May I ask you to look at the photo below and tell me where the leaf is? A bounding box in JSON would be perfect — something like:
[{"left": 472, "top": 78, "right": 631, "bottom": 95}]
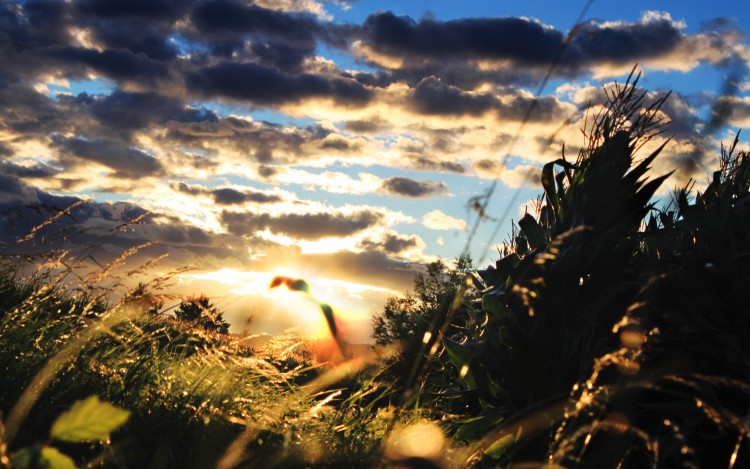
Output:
[
  {"left": 50, "top": 396, "right": 130, "bottom": 443},
  {"left": 518, "top": 214, "right": 546, "bottom": 250},
  {"left": 455, "top": 408, "right": 505, "bottom": 441},
  {"left": 495, "top": 253, "right": 520, "bottom": 280},
  {"left": 483, "top": 433, "right": 515, "bottom": 459},
  {"left": 442, "top": 337, "right": 477, "bottom": 388},
  {"left": 542, "top": 161, "right": 560, "bottom": 214},
  {"left": 482, "top": 294, "right": 511, "bottom": 322},
  {"left": 468, "top": 272, "right": 486, "bottom": 290},
  {"left": 11, "top": 446, "right": 76, "bottom": 469}
]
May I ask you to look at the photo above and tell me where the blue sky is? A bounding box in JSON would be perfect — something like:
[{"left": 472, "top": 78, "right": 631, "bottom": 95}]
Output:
[{"left": 1, "top": 0, "right": 748, "bottom": 342}]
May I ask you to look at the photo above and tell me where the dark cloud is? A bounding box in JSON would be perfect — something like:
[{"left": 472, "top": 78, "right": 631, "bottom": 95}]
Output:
[
  {"left": 380, "top": 176, "right": 449, "bottom": 198},
  {"left": 319, "top": 136, "right": 362, "bottom": 151},
  {"left": 411, "top": 77, "right": 497, "bottom": 116},
  {"left": 714, "top": 96, "right": 750, "bottom": 128},
  {"left": 562, "top": 18, "right": 683, "bottom": 68},
  {"left": 0, "top": 0, "right": 72, "bottom": 54},
  {"left": 220, "top": 209, "right": 385, "bottom": 239},
  {"left": 75, "top": 0, "right": 193, "bottom": 20},
  {"left": 88, "top": 91, "right": 187, "bottom": 134},
  {"left": 343, "top": 116, "right": 389, "bottom": 133},
  {"left": 187, "top": 0, "right": 331, "bottom": 61},
  {"left": 173, "top": 182, "right": 283, "bottom": 204},
  {"left": 187, "top": 62, "right": 373, "bottom": 106},
  {"left": 257, "top": 165, "right": 278, "bottom": 179},
  {"left": 350, "top": 63, "right": 537, "bottom": 90},
  {"left": 0, "top": 162, "right": 60, "bottom": 179},
  {"left": 357, "top": 11, "right": 712, "bottom": 82},
  {"left": 40, "top": 46, "right": 171, "bottom": 84},
  {"left": 0, "top": 83, "right": 66, "bottom": 135},
  {"left": 86, "top": 21, "right": 179, "bottom": 61},
  {"left": 0, "top": 174, "right": 39, "bottom": 204},
  {"left": 361, "top": 12, "right": 562, "bottom": 65},
  {"left": 474, "top": 159, "right": 499, "bottom": 173},
  {"left": 0, "top": 142, "right": 13, "bottom": 157},
  {"left": 54, "top": 137, "right": 164, "bottom": 179},
  {"left": 191, "top": 0, "right": 319, "bottom": 41},
  {"left": 358, "top": 233, "right": 421, "bottom": 254},
  {"left": 250, "top": 40, "right": 315, "bottom": 73},
  {"left": 0, "top": 177, "right": 256, "bottom": 271},
  {"left": 408, "top": 156, "right": 466, "bottom": 174}
]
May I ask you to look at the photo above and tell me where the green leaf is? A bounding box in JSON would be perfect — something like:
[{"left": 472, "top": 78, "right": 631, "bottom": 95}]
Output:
[
  {"left": 495, "top": 253, "right": 520, "bottom": 279},
  {"left": 518, "top": 214, "right": 546, "bottom": 250},
  {"left": 468, "top": 272, "right": 486, "bottom": 290},
  {"left": 11, "top": 446, "right": 76, "bottom": 469},
  {"left": 442, "top": 337, "right": 477, "bottom": 388},
  {"left": 50, "top": 396, "right": 130, "bottom": 443},
  {"left": 542, "top": 161, "right": 560, "bottom": 214},
  {"left": 483, "top": 433, "right": 515, "bottom": 459},
  {"left": 455, "top": 408, "right": 505, "bottom": 441},
  {"left": 482, "top": 294, "right": 511, "bottom": 322}
]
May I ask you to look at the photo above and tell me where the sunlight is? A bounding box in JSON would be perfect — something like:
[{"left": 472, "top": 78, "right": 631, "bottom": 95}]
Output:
[{"left": 181, "top": 267, "right": 393, "bottom": 342}]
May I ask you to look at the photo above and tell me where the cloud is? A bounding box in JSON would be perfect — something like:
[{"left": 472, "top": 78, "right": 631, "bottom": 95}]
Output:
[
  {"left": 220, "top": 208, "right": 387, "bottom": 240},
  {"left": 75, "top": 0, "right": 194, "bottom": 20},
  {"left": 379, "top": 176, "right": 449, "bottom": 198},
  {"left": 172, "top": 182, "right": 284, "bottom": 204},
  {"left": 473, "top": 160, "right": 540, "bottom": 187},
  {"left": 40, "top": 46, "right": 172, "bottom": 84},
  {"left": 358, "top": 231, "right": 425, "bottom": 255},
  {"left": 354, "top": 10, "right": 743, "bottom": 81},
  {"left": 54, "top": 137, "right": 165, "bottom": 180},
  {"left": 359, "top": 12, "right": 562, "bottom": 66},
  {"left": 422, "top": 210, "right": 467, "bottom": 231},
  {"left": 408, "top": 156, "right": 467, "bottom": 174},
  {"left": 411, "top": 77, "right": 498, "bottom": 116},
  {"left": 714, "top": 96, "right": 750, "bottom": 128},
  {"left": 87, "top": 91, "right": 200, "bottom": 136},
  {"left": 187, "top": 61, "right": 373, "bottom": 106}
]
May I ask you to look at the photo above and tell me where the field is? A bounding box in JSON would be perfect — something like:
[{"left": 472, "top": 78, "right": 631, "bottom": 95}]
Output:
[{"left": 2, "top": 75, "right": 750, "bottom": 469}]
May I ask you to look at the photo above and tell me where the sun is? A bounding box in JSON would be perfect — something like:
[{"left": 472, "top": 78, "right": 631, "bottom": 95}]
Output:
[{"left": 182, "top": 264, "right": 391, "bottom": 343}]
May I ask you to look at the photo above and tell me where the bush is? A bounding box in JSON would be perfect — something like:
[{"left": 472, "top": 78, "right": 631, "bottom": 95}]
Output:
[{"left": 174, "top": 295, "right": 230, "bottom": 334}]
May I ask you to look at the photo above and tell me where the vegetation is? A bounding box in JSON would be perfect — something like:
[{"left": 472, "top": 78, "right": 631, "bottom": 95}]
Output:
[
  {"left": 372, "top": 255, "right": 473, "bottom": 347},
  {"left": 174, "top": 295, "right": 231, "bottom": 334},
  {"left": 0, "top": 72, "right": 748, "bottom": 468}
]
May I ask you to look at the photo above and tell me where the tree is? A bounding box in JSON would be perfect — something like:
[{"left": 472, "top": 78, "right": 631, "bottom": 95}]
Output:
[
  {"left": 174, "top": 295, "right": 230, "bottom": 334},
  {"left": 371, "top": 254, "right": 474, "bottom": 346}
]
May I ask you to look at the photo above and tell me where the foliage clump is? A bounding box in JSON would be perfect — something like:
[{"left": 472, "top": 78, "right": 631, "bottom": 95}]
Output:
[{"left": 174, "top": 294, "right": 231, "bottom": 334}]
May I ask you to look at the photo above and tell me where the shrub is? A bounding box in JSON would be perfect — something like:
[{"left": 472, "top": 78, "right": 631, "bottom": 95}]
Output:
[{"left": 174, "top": 295, "right": 230, "bottom": 334}]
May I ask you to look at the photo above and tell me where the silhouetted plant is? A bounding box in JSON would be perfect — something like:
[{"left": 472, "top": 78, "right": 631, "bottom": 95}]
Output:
[
  {"left": 174, "top": 295, "right": 230, "bottom": 334},
  {"left": 432, "top": 71, "right": 750, "bottom": 468}
]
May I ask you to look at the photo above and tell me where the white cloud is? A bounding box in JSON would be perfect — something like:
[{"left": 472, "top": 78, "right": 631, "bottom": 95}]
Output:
[{"left": 422, "top": 210, "right": 467, "bottom": 231}]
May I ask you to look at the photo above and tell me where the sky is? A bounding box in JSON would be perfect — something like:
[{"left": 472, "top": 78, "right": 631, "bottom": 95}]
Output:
[{"left": 1, "top": 0, "right": 749, "bottom": 343}]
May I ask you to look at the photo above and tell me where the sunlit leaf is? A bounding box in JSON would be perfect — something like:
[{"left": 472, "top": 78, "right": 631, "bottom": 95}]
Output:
[
  {"left": 50, "top": 396, "right": 130, "bottom": 443},
  {"left": 11, "top": 446, "right": 76, "bottom": 469},
  {"left": 484, "top": 433, "right": 515, "bottom": 459}
]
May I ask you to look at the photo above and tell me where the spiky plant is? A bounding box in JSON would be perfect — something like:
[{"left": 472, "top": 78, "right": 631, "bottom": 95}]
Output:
[{"left": 437, "top": 71, "right": 750, "bottom": 466}]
